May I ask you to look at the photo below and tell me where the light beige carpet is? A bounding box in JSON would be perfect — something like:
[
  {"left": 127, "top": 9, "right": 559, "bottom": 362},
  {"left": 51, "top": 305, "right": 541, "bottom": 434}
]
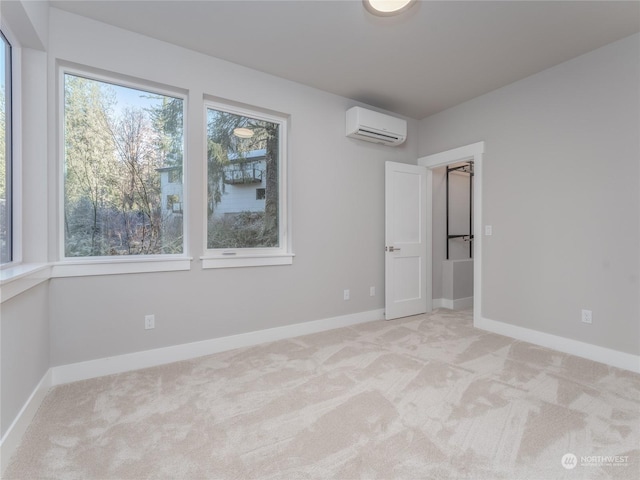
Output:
[{"left": 5, "top": 309, "right": 640, "bottom": 479}]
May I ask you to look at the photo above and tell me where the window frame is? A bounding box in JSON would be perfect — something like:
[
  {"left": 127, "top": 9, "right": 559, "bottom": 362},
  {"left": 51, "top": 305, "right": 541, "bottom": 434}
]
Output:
[
  {"left": 55, "top": 65, "right": 191, "bottom": 277},
  {"left": 201, "top": 99, "right": 293, "bottom": 269},
  {"left": 0, "top": 20, "right": 52, "bottom": 301}
]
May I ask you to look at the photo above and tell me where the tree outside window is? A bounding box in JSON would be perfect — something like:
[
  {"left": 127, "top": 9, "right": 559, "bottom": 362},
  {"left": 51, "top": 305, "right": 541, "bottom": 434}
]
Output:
[{"left": 63, "top": 73, "right": 184, "bottom": 257}]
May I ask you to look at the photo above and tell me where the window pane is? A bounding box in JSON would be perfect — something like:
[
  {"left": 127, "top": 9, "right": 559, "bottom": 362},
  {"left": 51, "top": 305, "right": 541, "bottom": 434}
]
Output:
[
  {"left": 64, "top": 74, "right": 184, "bottom": 257},
  {"left": 206, "top": 107, "right": 280, "bottom": 249},
  {"left": 0, "top": 32, "right": 11, "bottom": 264}
]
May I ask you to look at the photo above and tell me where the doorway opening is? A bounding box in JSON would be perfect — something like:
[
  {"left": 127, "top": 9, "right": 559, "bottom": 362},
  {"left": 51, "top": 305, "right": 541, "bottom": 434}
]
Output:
[
  {"left": 435, "top": 161, "right": 474, "bottom": 310},
  {"left": 418, "top": 142, "right": 484, "bottom": 322}
]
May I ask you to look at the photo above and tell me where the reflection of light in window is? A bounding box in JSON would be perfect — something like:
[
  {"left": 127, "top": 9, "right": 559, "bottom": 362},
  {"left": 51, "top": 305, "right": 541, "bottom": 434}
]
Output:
[{"left": 233, "top": 127, "right": 254, "bottom": 139}]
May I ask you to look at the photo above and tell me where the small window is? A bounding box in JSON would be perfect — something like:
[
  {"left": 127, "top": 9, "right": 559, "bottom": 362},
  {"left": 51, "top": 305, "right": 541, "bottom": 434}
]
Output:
[
  {"left": 205, "top": 101, "right": 288, "bottom": 255},
  {"left": 63, "top": 72, "right": 185, "bottom": 257},
  {"left": 168, "top": 169, "right": 182, "bottom": 184},
  {"left": 166, "top": 194, "right": 182, "bottom": 214},
  {"left": 0, "top": 31, "right": 11, "bottom": 264}
]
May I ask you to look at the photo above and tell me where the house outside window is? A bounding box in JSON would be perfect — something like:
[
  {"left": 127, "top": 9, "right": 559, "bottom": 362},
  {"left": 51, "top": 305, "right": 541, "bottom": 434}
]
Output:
[
  {"left": 159, "top": 166, "right": 183, "bottom": 215},
  {"left": 204, "top": 101, "right": 291, "bottom": 267},
  {"left": 0, "top": 30, "right": 11, "bottom": 264},
  {"left": 62, "top": 71, "right": 185, "bottom": 257}
]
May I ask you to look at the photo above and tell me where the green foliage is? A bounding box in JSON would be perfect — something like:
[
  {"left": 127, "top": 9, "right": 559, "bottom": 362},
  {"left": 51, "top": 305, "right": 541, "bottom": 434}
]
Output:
[
  {"left": 208, "top": 211, "right": 278, "bottom": 249},
  {"left": 207, "top": 139, "right": 229, "bottom": 215},
  {"left": 147, "top": 95, "right": 183, "bottom": 166}
]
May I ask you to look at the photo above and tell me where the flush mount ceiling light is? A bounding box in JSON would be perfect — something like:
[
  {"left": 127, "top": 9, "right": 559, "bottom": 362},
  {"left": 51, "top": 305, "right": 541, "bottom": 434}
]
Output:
[
  {"left": 233, "top": 127, "right": 254, "bottom": 139},
  {"left": 363, "top": 0, "right": 416, "bottom": 16}
]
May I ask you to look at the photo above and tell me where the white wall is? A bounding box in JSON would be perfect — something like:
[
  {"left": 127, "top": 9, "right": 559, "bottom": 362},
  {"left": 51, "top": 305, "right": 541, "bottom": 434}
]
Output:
[
  {"left": 442, "top": 259, "right": 473, "bottom": 302},
  {"left": 1, "top": 284, "right": 49, "bottom": 439},
  {"left": 419, "top": 34, "right": 640, "bottom": 355},
  {"left": 46, "top": 8, "right": 418, "bottom": 366}
]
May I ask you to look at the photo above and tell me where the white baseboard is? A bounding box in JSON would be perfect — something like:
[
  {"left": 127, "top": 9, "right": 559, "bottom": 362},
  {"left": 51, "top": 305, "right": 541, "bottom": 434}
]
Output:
[
  {"left": 0, "top": 369, "right": 53, "bottom": 476},
  {"left": 52, "top": 308, "right": 385, "bottom": 385},
  {"left": 433, "top": 297, "right": 473, "bottom": 310},
  {"left": 475, "top": 316, "right": 640, "bottom": 374}
]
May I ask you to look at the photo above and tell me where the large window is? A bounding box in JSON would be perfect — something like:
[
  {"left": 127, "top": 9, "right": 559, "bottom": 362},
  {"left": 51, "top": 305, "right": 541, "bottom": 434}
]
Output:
[
  {"left": 63, "top": 72, "right": 184, "bottom": 258},
  {"left": 0, "top": 31, "right": 11, "bottom": 264},
  {"left": 205, "top": 101, "right": 290, "bottom": 265}
]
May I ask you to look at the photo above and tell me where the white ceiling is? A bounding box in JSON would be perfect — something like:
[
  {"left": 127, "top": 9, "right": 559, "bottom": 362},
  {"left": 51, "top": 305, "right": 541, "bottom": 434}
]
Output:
[{"left": 50, "top": 0, "right": 640, "bottom": 119}]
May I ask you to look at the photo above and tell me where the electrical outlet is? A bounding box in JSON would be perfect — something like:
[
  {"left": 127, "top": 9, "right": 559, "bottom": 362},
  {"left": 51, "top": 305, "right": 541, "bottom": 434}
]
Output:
[
  {"left": 581, "top": 309, "right": 592, "bottom": 324},
  {"left": 370, "top": 286, "right": 376, "bottom": 297},
  {"left": 485, "top": 225, "right": 493, "bottom": 236},
  {"left": 343, "top": 289, "right": 350, "bottom": 301},
  {"left": 145, "top": 314, "right": 155, "bottom": 329}
]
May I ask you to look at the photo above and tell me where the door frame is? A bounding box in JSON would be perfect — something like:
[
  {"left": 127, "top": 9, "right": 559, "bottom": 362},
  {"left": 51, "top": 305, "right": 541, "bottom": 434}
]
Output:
[{"left": 418, "top": 141, "right": 484, "bottom": 323}]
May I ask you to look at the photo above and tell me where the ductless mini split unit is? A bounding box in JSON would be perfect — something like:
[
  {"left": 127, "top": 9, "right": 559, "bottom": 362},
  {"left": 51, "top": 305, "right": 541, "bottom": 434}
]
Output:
[{"left": 346, "top": 106, "right": 407, "bottom": 146}]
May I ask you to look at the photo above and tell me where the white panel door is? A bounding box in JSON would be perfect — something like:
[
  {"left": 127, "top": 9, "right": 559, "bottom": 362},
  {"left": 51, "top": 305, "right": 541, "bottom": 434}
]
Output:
[{"left": 385, "top": 161, "right": 429, "bottom": 320}]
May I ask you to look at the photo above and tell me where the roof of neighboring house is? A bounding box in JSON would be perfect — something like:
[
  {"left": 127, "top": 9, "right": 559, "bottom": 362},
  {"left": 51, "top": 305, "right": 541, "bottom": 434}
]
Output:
[
  {"left": 156, "top": 165, "right": 182, "bottom": 172},
  {"left": 228, "top": 149, "right": 266, "bottom": 162}
]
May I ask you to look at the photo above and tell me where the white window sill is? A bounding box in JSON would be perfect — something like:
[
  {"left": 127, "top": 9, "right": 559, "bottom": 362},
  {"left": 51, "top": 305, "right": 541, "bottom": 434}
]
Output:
[
  {"left": 51, "top": 256, "right": 193, "bottom": 278},
  {"left": 0, "top": 252, "right": 289, "bottom": 300},
  {"left": 201, "top": 253, "right": 294, "bottom": 269},
  {"left": 1, "top": 263, "right": 52, "bottom": 303}
]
